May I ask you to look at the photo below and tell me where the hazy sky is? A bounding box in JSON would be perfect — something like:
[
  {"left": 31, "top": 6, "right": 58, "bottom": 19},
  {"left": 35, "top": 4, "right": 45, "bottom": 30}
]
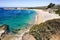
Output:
[{"left": 0, "top": 0, "right": 60, "bottom": 7}]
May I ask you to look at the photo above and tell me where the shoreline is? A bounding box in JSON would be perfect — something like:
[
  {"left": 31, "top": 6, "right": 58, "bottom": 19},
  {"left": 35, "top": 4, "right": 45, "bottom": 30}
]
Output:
[{"left": 2, "top": 9, "right": 60, "bottom": 40}]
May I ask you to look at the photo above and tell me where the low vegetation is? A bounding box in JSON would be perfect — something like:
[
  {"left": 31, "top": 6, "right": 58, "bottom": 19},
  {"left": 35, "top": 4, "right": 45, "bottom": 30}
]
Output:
[
  {"left": 29, "top": 19, "right": 60, "bottom": 40},
  {"left": 55, "top": 8, "right": 60, "bottom": 16}
]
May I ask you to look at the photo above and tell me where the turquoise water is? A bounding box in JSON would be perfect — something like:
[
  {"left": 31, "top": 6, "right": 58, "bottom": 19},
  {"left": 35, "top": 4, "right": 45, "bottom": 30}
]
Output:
[{"left": 0, "top": 10, "right": 36, "bottom": 32}]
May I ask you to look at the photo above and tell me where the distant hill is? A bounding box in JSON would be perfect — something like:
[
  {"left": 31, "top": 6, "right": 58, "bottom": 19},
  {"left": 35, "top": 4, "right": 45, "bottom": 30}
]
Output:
[
  {"left": 28, "top": 5, "right": 60, "bottom": 9},
  {"left": 0, "top": 5, "right": 60, "bottom": 10}
]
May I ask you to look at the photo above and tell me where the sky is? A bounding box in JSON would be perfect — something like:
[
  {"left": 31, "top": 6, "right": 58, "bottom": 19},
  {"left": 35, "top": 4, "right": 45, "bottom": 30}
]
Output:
[{"left": 0, "top": 0, "right": 60, "bottom": 7}]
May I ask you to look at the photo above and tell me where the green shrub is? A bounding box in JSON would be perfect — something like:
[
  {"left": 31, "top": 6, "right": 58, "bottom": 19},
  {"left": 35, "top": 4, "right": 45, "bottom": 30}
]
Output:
[
  {"left": 55, "top": 9, "right": 60, "bottom": 16},
  {"left": 47, "top": 3, "right": 55, "bottom": 8}
]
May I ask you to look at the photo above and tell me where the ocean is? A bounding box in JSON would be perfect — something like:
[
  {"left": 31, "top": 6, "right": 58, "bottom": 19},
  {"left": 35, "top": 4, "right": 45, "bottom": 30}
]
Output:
[{"left": 0, "top": 10, "right": 36, "bottom": 33}]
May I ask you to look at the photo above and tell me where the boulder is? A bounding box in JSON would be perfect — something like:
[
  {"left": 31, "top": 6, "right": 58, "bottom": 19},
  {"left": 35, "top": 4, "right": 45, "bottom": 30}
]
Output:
[{"left": 0, "top": 24, "right": 9, "bottom": 40}]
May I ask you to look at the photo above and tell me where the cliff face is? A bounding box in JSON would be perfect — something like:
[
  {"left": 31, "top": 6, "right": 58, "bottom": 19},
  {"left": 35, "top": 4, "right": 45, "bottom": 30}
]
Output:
[{"left": 29, "top": 19, "right": 60, "bottom": 40}]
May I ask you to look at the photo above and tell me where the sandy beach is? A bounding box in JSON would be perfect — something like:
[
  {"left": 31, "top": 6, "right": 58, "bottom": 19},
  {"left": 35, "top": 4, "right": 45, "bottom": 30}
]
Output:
[{"left": 34, "top": 9, "right": 60, "bottom": 24}]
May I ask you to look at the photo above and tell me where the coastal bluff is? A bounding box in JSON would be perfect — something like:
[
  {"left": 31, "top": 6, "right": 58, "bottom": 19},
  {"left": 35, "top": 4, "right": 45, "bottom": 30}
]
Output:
[{"left": 29, "top": 19, "right": 60, "bottom": 40}]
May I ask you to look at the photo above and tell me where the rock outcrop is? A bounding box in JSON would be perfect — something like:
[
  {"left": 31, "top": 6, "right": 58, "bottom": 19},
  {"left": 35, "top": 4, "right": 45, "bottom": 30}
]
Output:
[{"left": 0, "top": 24, "right": 9, "bottom": 40}]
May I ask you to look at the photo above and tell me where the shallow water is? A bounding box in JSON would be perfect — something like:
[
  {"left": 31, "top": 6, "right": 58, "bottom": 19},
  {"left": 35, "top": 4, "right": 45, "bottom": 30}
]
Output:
[{"left": 0, "top": 10, "right": 36, "bottom": 32}]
